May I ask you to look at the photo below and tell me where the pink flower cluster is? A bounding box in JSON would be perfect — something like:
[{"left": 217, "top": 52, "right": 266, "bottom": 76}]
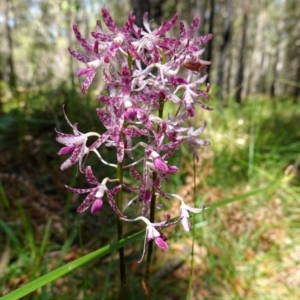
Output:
[{"left": 56, "top": 7, "right": 212, "bottom": 261}]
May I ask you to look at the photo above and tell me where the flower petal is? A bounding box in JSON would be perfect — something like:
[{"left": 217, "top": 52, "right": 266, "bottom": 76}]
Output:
[
  {"left": 154, "top": 237, "right": 168, "bottom": 250},
  {"left": 58, "top": 145, "right": 76, "bottom": 155},
  {"left": 181, "top": 217, "right": 190, "bottom": 232},
  {"left": 91, "top": 198, "right": 103, "bottom": 214},
  {"left": 77, "top": 191, "right": 97, "bottom": 213},
  {"left": 153, "top": 158, "right": 168, "bottom": 173}
]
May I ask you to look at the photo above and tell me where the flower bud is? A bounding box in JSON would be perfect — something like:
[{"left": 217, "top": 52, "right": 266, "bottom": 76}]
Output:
[
  {"left": 124, "top": 108, "right": 137, "bottom": 121},
  {"left": 91, "top": 198, "right": 103, "bottom": 214}
]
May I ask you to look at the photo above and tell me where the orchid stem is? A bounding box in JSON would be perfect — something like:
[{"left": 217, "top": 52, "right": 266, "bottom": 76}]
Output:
[
  {"left": 144, "top": 172, "right": 157, "bottom": 298},
  {"left": 144, "top": 98, "right": 164, "bottom": 298},
  {"left": 187, "top": 158, "right": 197, "bottom": 300},
  {"left": 116, "top": 162, "right": 126, "bottom": 299},
  {"left": 115, "top": 55, "right": 133, "bottom": 299}
]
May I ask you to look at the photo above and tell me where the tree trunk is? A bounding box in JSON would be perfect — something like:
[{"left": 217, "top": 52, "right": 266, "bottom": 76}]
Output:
[
  {"left": 4, "top": 0, "right": 17, "bottom": 89},
  {"left": 225, "top": 41, "right": 232, "bottom": 100},
  {"left": 130, "top": 0, "right": 151, "bottom": 27},
  {"left": 234, "top": 0, "right": 249, "bottom": 104},
  {"left": 293, "top": 54, "right": 300, "bottom": 103},
  {"left": 206, "top": 0, "right": 214, "bottom": 83},
  {"left": 270, "top": 46, "right": 280, "bottom": 98},
  {"left": 216, "top": 0, "right": 232, "bottom": 102},
  {"left": 130, "top": 0, "right": 166, "bottom": 27},
  {"left": 67, "top": 0, "right": 75, "bottom": 92}
]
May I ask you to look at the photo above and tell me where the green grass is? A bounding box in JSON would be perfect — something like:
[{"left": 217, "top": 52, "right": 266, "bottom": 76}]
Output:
[
  {"left": 186, "top": 97, "right": 300, "bottom": 299},
  {"left": 0, "top": 92, "right": 299, "bottom": 299}
]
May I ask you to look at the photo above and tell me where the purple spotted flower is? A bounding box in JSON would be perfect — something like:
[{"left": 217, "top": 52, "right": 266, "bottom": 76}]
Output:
[
  {"left": 121, "top": 213, "right": 179, "bottom": 263},
  {"left": 168, "top": 193, "right": 207, "bottom": 231},
  {"left": 91, "top": 7, "right": 138, "bottom": 62},
  {"left": 65, "top": 166, "right": 125, "bottom": 217},
  {"left": 179, "top": 15, "right": 213, "bottom": 70},
  {"left": 58, "top": 7, "right": 213, "bottom": 262},
  {"left": 178, "top": 122, "right": 210, "bottom": 162},
  {"left": 68, "top": 24, "right": 100, "bottom": 94},
  {"left": 56, "top": 106, "right": 102, "bottom": 171},
  {"left": 133, "top": 12, "right": 180, "bottom": 63}
]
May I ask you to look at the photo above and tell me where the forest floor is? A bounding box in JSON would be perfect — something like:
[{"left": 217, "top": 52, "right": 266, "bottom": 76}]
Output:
[{"left": 0, "top": 91, "right": 299, "bottom": 300}]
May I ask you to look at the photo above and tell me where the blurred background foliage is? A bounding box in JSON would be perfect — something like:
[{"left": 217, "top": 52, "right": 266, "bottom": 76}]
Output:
[{"left": 0, "top": 0, "right": 299, "bottom": 299}]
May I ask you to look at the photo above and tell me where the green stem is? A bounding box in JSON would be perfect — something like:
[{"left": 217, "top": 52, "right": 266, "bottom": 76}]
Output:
[
  {"left": 144, "top": 99, "right": 164, "bottom": 298},
  {"left": 116, "top": 162, "right": 126, "bottom": 299},
  {"left": 144, "top": 173, "right": 157, "bottom": 298},
  {"left": 115, "top": 54, "right": 132, "bottom": 299},
  {"left": 187, "top": 159, "right": 197, "bottom": 300}
]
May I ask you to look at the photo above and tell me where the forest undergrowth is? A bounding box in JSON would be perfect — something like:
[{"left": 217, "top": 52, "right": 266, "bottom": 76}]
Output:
[{"left": 0, "top": 90, "right": 299, "bottom": 300}]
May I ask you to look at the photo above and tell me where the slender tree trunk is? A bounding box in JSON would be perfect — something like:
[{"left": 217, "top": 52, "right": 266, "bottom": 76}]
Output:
[
  {"left": 130, "top": 0, "right": 151, "bottom": 27},
  {"left": 67, "top": 0, "right": 75, "bottom": 92},
  {"left": 206, "top": 0, "right": 214, "bottom": 83},
  {"left": 216, "top": 0, "right": 232, "bottom": 102},
  {"left": 293, "top": 55, "right": 300, "bottom": 103},
  {"left": 225, "top": 42, "right": 233, "bottom": 99},
  {"left": 197, "top": 0, "right": 208, "bottom": 37},
  {"left": 292, "top": 6, "right": 300, "bottom": 103},
  {"left": 270, "top": 46, "right": 280, "bottom": 98},
  {"left": 234, "top": 0, "right": 249, "bottom": 104},
  {"left": 130, "top": 0, "right": 166, "bottom": 27},
  {"left": 4, "top": 0, "right": 17, "bottom": 90}
]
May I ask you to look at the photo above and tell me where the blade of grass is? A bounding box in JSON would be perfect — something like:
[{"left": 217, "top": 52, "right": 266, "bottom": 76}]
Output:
[
  {"left": 237, "top": 159, "right": 299, "bottom": 203},
  {"left": 0, "top": 182, "right": 11, "bottom": 213},
  {"left": 40, "top": 263, "right": 49, "bottom": 300},
  {"left": 207, "top": 180, "right": 282, "bottom": 211},
  {"left": 32, "top": 218, "right": 52, "bottom": 277},
  {"left": 55, "top": 228, "right": 79, "bottom": 268},
  {"left": 1, "top": 230, "right": 144, "bottom": 300},
  {"left": 101, "top": 254, "right": 114, "bottom": 300},
  {"left": 64, "top": 169, "right": 77, "bottom": 240},
  {"left": 248, "top": 104, "right": 262, "bottom": 179},
  {"left": 38, "top": 218, "right": 52, "bottom": 259},
  {"left": 0, "top": 218, "right": 21, "bottom": 250},
  {"left": 17, "top": 202, "right": 36, "bottom": 259},
  {"left": 248, "top": 122, "right": 260, "bottom": 179}
]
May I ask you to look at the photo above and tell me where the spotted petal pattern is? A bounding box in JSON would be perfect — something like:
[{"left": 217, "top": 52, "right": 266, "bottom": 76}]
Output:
[{"left": 58, "top": 7, "right": 213, "bottom": 262}]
